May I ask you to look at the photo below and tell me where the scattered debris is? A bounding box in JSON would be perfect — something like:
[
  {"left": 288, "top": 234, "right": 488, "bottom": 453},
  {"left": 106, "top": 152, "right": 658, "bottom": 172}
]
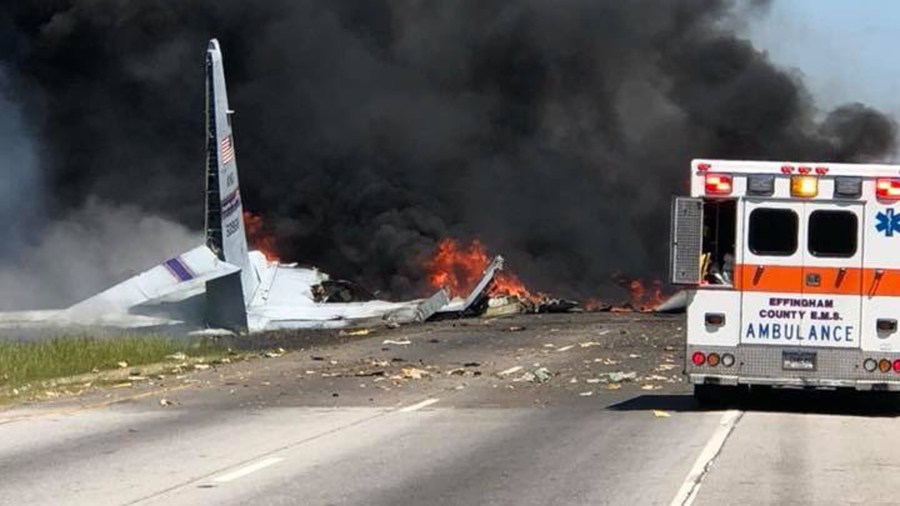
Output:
[
  {"left": 159, "top": 398, "right": 174, "bottom": 407},
  {"left": 556, "top": 345, "right": 575, "bottom": 352},
  {"left": 606, "top": 383, "right": 622, "bottom": 390},
  {"left": 606, "top": 371, "right": 637, "bottom": 382},
  {"left": 652, "top": 410, "right": 671, "bottom": 418},
  {"left": 464, "top": 362, "right": 481, "bottom": 367},
  {"left": 533, "top": 367, "right": 552, "bottom": 383},
  {"left": 497, "top": 365, "right": 524, "bottom": 376},
  {"left": 401, "top": 367, "right": 429, "bottom": 380},
  {"left": 193, "top": 364, "right": 210, "bottom": 371},
  {"left": 264, "top": 348, "right": 286, "bottom": 358},
  {"left": 628, "top": 354, "right": 642, "bottom": 359},
  {"left": 340, "top": 328, "right": 372, "bottom": 337},
  {"left": 579, "top": 391, "right": 594, "bottom": 397},
  {"left": 641, "top": 384, "right": 662, "bottom": 391},
  {"left": 507, "top": 326, "right": 526, "bottom": 332},
  {"left": 579, "top": 341, "right": 602, "bottom": 348},
  {"left": 383, "top": 339, "right": 412, "bottom": 346}
]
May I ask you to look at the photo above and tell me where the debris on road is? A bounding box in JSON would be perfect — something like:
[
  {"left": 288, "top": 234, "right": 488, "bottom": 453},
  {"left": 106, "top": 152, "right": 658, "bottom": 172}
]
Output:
[
  {"left": 533, "top": 367, "right": 552, "bottom": 383},
  {"left": 579, "top": 391, "right": 594, "bottom": 397},
  {"left": 606, "top": 383, "right": 622, "bottom": 390},
  {"left": 652, "top": 410, "right": 671, "bottom": 418},
  {"left": 264, "top": 348, "right": 286, "bottom": 358},
  {"left": 383, "top": 339, "right": 412, "bottom": 346},
  {"left": 606, "top": 371, "right": 637, "bottom": 382},
  {"left": 400, "top": 367, "right": 429, "bottom": 380},
  {"left": 159, "top": 398, "right": 174, "bottom": 407},
  {"left": 507, "top": 326, "right": 526, "bottom": 332},
  {"left": 497, "top": 365, "right": 524, "bottom": 376},
  {"left": 641, "top": 384, "right": 662, "bottom": 391},
  {"left": 579, "top": 341, "right": 601, "bottom": 348},
  {"left": 556, "top": 345, "right": 575, "bottom": 352},
  {"left": 340, "top": 329, "right": 372, "bottom": 337}
]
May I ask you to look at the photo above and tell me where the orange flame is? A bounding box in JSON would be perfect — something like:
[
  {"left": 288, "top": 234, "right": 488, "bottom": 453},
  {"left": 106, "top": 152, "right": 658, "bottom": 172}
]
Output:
[
  {"left": 584, "top": 278, "right": 667, "bottom": 313},
  {"left": 427, "top": 238, "right": 537, "bottom": 301},
  {"left": 243, "top": 211, "right": 280, "bottom": 262}
]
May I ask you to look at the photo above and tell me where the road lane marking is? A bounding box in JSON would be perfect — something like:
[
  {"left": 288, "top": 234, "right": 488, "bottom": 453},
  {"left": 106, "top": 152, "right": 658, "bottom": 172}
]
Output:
[
  {"left": 213, "top": 457, "right": 283, "bottom": 483},
  {"left": 399, "top": 398, "right": 440, "bottom": 412},
  {"left": 669, "top": 409, "right": 743, "bottom": 506}
]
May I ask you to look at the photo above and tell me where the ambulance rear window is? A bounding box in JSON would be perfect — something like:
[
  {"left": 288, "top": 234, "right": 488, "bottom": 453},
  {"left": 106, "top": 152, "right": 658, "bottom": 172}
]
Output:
[
  {"left": 808, "top": 210, "right": 857, "bottom": 257},
  {"left": 748, "top": 208, "right": 798, "bottom": 256}
]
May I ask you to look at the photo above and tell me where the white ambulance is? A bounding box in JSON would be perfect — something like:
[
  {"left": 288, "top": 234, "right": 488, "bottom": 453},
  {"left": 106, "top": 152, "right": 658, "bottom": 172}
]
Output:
[{"left": 671, "top": 159, "right": 900, "bottom": 402}]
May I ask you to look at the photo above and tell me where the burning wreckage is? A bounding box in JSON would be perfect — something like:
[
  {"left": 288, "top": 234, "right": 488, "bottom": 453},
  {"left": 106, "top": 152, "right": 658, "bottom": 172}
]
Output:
[{"left": 0, "top": 40, "right": 672, "bottom": 335}]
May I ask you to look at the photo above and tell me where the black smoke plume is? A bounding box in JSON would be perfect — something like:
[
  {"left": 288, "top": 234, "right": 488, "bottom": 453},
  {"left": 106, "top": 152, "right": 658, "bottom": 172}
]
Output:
[{"left": 0, "top": 0, "right": 896, "bottom": 303}]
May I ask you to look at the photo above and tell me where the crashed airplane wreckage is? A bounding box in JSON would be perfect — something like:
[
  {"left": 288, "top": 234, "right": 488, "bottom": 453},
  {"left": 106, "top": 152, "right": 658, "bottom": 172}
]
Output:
[{"left": 0, "top": 40, "right": 502, "bottom": 334}]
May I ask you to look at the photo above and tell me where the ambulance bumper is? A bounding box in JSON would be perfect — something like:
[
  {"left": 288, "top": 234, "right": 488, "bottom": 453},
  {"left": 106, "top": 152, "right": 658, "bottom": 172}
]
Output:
[
  {"left": 686, "top": 344, "right": 900, "bottom": 391},
  {"left": 689, "top": 373, "right": 900, "bottom": 391}
]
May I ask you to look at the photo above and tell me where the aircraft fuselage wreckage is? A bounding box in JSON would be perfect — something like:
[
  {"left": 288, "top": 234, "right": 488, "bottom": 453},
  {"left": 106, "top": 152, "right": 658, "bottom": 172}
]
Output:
[{"left": 0, "top": 40, "right": 499, "bottom": 334}]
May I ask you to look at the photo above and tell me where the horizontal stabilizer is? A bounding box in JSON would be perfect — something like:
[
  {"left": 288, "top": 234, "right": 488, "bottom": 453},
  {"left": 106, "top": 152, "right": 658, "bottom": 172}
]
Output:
[{"left": 68, "top": 245, "right": 240, "bottom": 315}]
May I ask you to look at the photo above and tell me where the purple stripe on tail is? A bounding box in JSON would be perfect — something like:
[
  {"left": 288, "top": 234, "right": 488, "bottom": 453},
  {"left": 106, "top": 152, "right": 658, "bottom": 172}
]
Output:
[{"left": 164, "top": 257, "right": 195, "bottom": 282}]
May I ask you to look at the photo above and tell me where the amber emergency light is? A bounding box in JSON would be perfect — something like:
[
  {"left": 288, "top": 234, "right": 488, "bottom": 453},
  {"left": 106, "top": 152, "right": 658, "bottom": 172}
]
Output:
[{"left": 790, "top": 176, "right": 818, "bottom": 198}]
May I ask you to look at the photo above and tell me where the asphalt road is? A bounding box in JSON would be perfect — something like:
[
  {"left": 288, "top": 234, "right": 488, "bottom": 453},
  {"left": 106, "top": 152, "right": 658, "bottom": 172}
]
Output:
[{"left": 1, "top": 313, "right": 899, "bottom": 505}]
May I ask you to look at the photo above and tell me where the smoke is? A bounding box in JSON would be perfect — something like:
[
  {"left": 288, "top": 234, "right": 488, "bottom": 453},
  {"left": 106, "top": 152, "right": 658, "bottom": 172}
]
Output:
[
  {"left": 0, "top": 200, "right": 198, "bottom": 310},
  {"left": 0, "top": 0, "right": 896, "bottom": 302}
]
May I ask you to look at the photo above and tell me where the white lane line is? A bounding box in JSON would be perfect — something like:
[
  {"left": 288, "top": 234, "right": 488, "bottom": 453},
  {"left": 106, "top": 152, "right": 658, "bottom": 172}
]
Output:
[
  {"left": 398, "top": 398, "right": 440, "bottom": 412},
  {"left": 669, "top": 409, "right": 743, "bottom": 506},
  {"left": 212, "top": 457, "right": 283, "bottom": 483}
]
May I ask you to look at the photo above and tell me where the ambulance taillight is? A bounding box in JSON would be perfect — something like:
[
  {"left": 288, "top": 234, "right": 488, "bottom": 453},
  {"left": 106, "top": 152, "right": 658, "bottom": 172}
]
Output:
[
  {"left": 704, "top": 174, "right": 732, "bottom": 195},
  {"left": 876, "top": 178, "right": 900, "bottom": 199}
]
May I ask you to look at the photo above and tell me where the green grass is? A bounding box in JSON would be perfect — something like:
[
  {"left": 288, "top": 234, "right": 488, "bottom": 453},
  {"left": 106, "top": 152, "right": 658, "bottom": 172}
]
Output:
[{"left": 0, "top": 334, "right": 223, "bottom": 388}]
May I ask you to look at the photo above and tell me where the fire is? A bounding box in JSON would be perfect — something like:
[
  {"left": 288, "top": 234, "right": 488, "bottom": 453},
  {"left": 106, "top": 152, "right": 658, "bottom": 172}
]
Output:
[
  {"left": 585, "top": 278, "right": 667, "bottom": 313},
  {"left": 427, "top": 238, "right": 536, "bottom": 301},
  {"left": 243, "top": 211, "right": 280, "bottom": 262}
]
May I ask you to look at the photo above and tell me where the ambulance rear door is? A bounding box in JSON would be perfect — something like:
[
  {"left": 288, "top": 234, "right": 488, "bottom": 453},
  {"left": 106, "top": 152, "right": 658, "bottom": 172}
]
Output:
[
  {"left": 739, "top": 199, "right": 805, "bottom": 345},
  {"left": 801, "top": 201, "right": 863, "bottom": 348}
]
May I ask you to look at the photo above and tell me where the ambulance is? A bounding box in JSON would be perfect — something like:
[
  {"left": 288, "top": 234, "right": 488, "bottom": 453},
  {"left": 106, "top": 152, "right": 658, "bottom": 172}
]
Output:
[{"left": 671, "top": 159, "right": 900, "bottom": 402}]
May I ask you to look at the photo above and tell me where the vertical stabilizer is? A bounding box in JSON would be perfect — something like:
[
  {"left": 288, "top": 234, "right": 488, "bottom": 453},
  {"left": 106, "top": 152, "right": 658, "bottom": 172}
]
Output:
[{"left": 205, "top": 39, "right": 258, "bottom": 308}]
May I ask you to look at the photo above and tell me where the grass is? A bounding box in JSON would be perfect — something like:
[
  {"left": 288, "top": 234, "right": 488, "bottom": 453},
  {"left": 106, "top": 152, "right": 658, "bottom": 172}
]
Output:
[{"left": 0, "top": 334, "right": 224, "bottom": 390}]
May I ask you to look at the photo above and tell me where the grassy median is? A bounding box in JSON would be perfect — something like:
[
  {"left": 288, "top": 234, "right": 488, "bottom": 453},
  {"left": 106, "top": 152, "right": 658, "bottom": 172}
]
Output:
[{"left": 0, "top": 334, "right": 223, "bottom": 390}]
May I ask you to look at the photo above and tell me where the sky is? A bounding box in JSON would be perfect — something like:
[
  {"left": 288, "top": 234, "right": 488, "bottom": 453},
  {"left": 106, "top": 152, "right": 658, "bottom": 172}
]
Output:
[{"left": 744, "top": 0, "right": 900, "bottom": 126}]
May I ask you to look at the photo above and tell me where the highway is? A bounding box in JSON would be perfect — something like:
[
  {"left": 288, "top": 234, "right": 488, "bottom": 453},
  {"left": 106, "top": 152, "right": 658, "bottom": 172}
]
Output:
[{"left": 1, "top": 314, "right": 898, "bottom": 505}]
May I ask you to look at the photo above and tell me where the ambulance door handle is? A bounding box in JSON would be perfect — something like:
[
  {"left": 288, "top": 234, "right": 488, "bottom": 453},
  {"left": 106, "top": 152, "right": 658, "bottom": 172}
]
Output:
[
  {"left": 835, "top": 268, "right": 846, "bottom": 287},
  {"left": 870, "top": 269, "right": 885, "bottom": 296},
  {"left": 753, "top": 265, "right": 765, "bottom": 285}
]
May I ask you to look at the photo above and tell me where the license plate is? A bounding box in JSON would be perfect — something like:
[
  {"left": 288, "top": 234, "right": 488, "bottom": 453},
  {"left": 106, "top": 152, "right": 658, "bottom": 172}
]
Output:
[{"left": 783, "top": 351, "right": 817, "bottom": 371}]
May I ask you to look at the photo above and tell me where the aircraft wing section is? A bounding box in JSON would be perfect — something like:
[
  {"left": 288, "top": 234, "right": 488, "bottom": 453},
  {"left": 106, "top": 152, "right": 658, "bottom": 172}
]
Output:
[
  {"left": 68, "top": 245, "right": 240, "bottom": 315},
  {"left": 245, "top": 263, "right": 449, "bottom": 331}
]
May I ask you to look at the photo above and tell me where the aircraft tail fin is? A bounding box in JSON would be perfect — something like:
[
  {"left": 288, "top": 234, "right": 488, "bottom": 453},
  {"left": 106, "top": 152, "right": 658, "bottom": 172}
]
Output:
[{"left": 204, "top": 39, "right": 259, "bottom": 308}]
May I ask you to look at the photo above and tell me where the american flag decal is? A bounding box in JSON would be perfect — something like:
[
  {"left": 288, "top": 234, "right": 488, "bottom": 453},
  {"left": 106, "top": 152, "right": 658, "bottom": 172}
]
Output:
[{"left": 220, "top": 135, "right": 235, "bottom": 165}]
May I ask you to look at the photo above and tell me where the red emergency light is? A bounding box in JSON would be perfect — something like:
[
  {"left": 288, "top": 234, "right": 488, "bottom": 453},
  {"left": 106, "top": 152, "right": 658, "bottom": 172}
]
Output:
[
  {"left": 876, "top": 178, "right": 900, "bottom": 200},
  {"left": 705, "top": 174, "right": 732, "bottom": 195}
]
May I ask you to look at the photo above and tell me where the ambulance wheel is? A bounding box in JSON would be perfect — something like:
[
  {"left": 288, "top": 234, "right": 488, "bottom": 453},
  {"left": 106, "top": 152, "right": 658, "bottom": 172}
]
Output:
[{"left": 693, "top": 384, "right": 746, "bottom": 406}]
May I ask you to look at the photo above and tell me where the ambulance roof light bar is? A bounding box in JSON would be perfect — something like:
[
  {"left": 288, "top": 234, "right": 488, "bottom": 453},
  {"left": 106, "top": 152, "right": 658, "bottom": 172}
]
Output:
[
  {"left": 704, "top": 173, "right": 732, "bottom": 195},
  {"left": 876, "top": 178, "right": 900, "bottom": 200}
]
